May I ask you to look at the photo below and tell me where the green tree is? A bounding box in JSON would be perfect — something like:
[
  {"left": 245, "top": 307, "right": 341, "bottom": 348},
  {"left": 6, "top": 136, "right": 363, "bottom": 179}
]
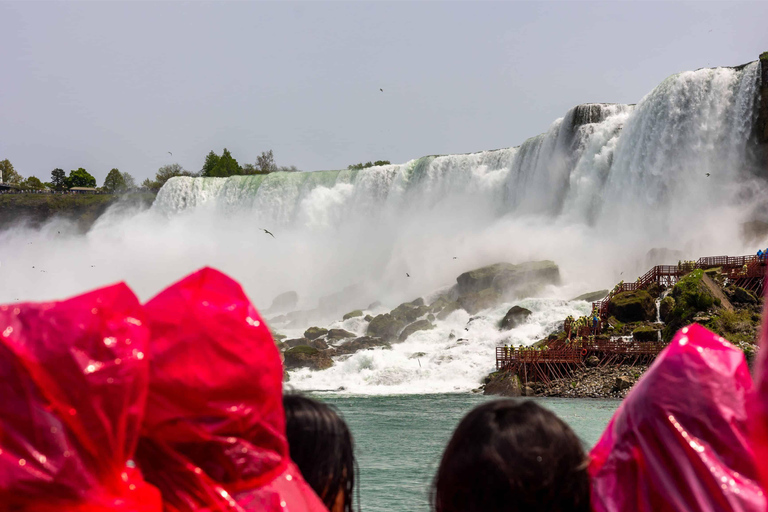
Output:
[
  {"left": 122, "top": 172, "right": 136, "bottom": 190},
  {"left": 51, "top": 168, "right": 67, "bottom": 190},
  {"left": 103, "top": 168, "right": 126, "bottom": 193},
  {"left": 146, "top": 163, "right": 193, "bottom": 190},
  {"left": 213, "top": 148, "right": 242, "bottom": 177},
  {"left": 20, "top": 176, "right": 44, "bottom": 190},
  {"left": 65, "top": 168, "right": 97, "bottom": 188},
  {"left": 201, "top": 150, "right": 221, "bottom": 177},
  {"left": 0, "top": 159, "right": 22, "bottom": 185}
]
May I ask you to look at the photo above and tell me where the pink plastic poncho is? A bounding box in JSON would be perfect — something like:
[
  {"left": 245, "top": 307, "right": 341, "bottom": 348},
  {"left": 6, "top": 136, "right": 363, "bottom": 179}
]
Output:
[
  {"left": 749, "top": 292, "right": 768, "bottom": 491},
  {"left": 135, "top": 267, "right": 327, "bottom": 512},
  {"left": 589, "top": 323, "right": 764, "bottom": 512},
  {"left": 0, "top": 283, "right": 161, "bottom": 512}
]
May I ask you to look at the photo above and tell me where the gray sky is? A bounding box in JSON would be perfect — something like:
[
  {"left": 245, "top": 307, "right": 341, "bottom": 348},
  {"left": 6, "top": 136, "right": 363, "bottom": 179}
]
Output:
[{"left": 1, "top": 1, "right": 766, "bottom": 184}]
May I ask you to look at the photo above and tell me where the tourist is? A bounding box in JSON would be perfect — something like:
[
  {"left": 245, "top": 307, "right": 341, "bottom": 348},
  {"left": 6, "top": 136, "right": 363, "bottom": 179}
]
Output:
[
  {"left": 590, "top": 324, "right": 764, "bottom": 511},
  {"left": 284, "top": 394, "right": 358, "bottom": 512},
  {"left": 431, "top": 399, "right": 590, "bottom": 512},
  {"left": 0, "top": 283, "right": 161, "bottom": 510},
  {"left": 135, "top": 268, "right": 327, "bottom": 512}
]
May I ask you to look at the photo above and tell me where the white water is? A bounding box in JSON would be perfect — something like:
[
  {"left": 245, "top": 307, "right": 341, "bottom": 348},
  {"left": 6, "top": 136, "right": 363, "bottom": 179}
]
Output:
[{"left": 0, "top": 62, "right": 763, "bottom": 393}]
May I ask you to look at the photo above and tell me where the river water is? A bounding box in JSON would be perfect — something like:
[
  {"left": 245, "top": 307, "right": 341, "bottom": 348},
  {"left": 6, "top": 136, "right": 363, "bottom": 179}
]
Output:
[{"left": 314, "top": 394, "right": 619, "bottom": 512}]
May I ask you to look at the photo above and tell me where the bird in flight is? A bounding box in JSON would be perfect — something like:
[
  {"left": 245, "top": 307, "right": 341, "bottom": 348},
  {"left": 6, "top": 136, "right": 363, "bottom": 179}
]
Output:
[
  {"left": 168, "top": 151, "right": 173, "bottom": 156},
  {"left": 261, "top": 228, "right": 275, "bottom": 238},
  {"left": 380, "top": 88, "right": 383, "bottom": 92},
  {"left": 706, "top": 173, "right": 711, "bottom": 177},
  {"left": 453, "top": 257, "right": 457, "bottom": 260},
  {"left": 406, "top": 273, "right": 410, "bottom": 277}
]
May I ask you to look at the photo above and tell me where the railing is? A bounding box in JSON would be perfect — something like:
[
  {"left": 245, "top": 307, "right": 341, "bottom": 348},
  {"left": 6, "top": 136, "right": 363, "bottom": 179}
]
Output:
[
  {"left": 495, "top": 340, "right": 665, "bottom": 371},
  {"left": 591, "top": 255, "right": 766, "bottom": 321}
]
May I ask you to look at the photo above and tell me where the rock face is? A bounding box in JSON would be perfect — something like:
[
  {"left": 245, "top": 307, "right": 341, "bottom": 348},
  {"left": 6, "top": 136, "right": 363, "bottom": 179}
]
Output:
[
  {"left": 499, "top": 306, "right": 532, "bottom": 330},
  {"left": 731, "top": 287, "right": 758, "bottom": 305},
  {"left": 458, "top": 289, "right": 502, "bottom": 315},
  {"left": 284, "top": 338, "right": 310, "bottom": 348},
  {"left": 608, "top": 290, "right": 656, "bottom": 323},
  {"left": 343, "top": 310, "right": 364, "bottom": 320},
  {"left": 435, "top": 301, "right": 461, "bottom": 320},
  {"left": 268, "top": 291, "right": 298, "bottom": 313},
  {"left": 456, "top": 261, "right": 560, "bottom": 297},
  {"left": 327, "top": 328, "right": 356, "bottom": 340},
  {"left": 283, "top": 346, "right": 333, "bottom": 371},
  {"left": 660, "top": 296, "right": 675, "bottom": 322},
  {"left": 399, "top": 319, "right": 435, "bottom": 342},
  {"left": 613, "top": 376, "right": 633, "bottom": 392},
  {"left": 483, "top": 372, "right": 522, "bottom": 397},
  {"left": 570, "top": 290, "right": 609, "bottom": 302},
  {"left": 304, "top": 327, "right": 328, "bottom": 340},
  {"left": 390, "top": 299, "right": 429, "bottom": 324}
]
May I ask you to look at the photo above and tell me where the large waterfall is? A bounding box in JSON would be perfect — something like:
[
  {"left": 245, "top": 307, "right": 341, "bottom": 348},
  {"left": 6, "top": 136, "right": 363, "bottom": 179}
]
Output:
[{"left": 0, "top": 62, "right": 763, "bottom": 392}]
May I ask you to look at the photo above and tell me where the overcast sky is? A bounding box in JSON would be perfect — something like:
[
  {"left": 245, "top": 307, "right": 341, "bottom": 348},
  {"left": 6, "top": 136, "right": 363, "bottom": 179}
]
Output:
[{"left": 1, "top": 1, "right": 766, "bottom": 184}]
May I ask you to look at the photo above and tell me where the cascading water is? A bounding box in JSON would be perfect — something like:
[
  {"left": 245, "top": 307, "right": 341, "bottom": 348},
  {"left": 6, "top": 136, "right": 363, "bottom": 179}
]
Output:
[{"left": 0, "top": 61, "right": 763, "bottom": 394}]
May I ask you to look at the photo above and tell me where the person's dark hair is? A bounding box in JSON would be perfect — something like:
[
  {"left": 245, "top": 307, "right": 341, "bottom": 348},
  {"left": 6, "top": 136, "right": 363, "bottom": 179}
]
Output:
[
  {"left": 431, "top": 400, "right": 590, "bottom": 512},
  {"left": 283, "top": 394, "right": 357, "bottom": 512}
]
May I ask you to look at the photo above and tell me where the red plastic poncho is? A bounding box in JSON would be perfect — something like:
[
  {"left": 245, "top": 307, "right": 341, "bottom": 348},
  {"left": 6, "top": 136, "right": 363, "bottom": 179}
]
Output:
[
  {"left": 135, "top": 267, "right": 327, "bottom": 512},
  {"left": 590, "top": 324, "right": 765, "bottom": 512},
  {"left": 0, "top": 283, "right": 161, "bottom": 512}
]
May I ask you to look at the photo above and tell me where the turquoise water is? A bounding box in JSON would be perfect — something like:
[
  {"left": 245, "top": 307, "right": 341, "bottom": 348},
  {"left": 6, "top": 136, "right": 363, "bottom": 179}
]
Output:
[{"left": 316, "top": 394, "right": 619, "bottom": 512}]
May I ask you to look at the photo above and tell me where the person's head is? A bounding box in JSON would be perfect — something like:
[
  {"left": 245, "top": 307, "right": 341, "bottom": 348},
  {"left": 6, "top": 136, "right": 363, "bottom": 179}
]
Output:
[
  {"left": 432, "top": 399, "right": 590, "bottom": 512},
  {"left": 284, "top": 394, "right": 357, "bottom": 512}
]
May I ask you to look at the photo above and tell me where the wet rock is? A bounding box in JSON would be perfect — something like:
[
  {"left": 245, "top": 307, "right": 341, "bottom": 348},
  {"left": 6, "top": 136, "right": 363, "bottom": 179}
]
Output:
[
  {"left": 570, "top": 290, "right": 609, "bottom": 302},
  {"left": 366, "top": 313, "right": 407, "bottom": 340},
  {"left": 660, "top": 296, "right": 675, "bottom": 322},
  {"left": 333, "top": 336, "right": 389, "bottom": 355},
  {"left": 399, "top": 319, "right": 435, "bottom": 342},
  {"left": 343, "top": 309, "right": 364, "bottom": 320},
  {"left": 310, "top": 338, "right": 329, "bottom": 350},
  {"left": 304, "top": 327, "right": 329, "bottom": 340},
  {"left": 327, "top": 328, "right": 356, "bottom": 340},
  {"left": 608, "top": 290, "right": 656, "bottom": 323},
  {"left": 458, "top": 288, "right": 502, "bottom": 315},
  {"left": 483, "top": 372, "right": 522, "bottom": 397},
  {"left": 285, "top": 337, "right": 310, "bottom": 348},
  {"left": 586, "top": 355, "right": 600, "bottom": 367},
  {"left": 390, "top": 300, "right": 430, "bottom": 324},
  {"left": 268, "top": 291, "right": 298, "bottom": 313},
  {"left": 364, "top": 314, "right": 373, "bottom": 322},
  {"left": 499, "top": 305, "right": 532, "bottom": 330},
  {"left": 284, "top": 345, "right": 333, "bottom": 371},
  {"left": 271, "top": 332, "right": 287, "bottom": 342},
  {"left": 523, "top": 386, "right": 535, "bottom": 397},
  {"left": 613, "top": 376, "right": 633, "bottom": 392},
  {"left": 409, "top": 352, "right": 427, "bottom": 359}
]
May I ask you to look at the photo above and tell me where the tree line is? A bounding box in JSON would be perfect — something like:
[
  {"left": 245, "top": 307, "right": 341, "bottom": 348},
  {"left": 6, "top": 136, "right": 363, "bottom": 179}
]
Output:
[
  {"left": 0, "top": 148, "right": 301, "bottom": 194},
  {"left": 1, "top": 149, "right": 390, "bottom": 194}
]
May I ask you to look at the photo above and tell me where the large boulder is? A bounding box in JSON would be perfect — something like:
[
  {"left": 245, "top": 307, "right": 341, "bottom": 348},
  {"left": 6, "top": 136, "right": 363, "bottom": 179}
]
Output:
[
  {"left": 268, "top": 291, "right": 298, "bottom": 313},
  {"left": 333, "top": 336, "right": 389, "bottom": 356},
  {"left": 570, "top": 290, "right": 609, "bottom": 302},
  {"left": 632, "top": 326, "right": 659, "bottom": 342},
  {"left": 399, "top": 319, "right": 435, "bottom": 342},
  {"left": 304, "top": 327, "right": 328, "bottom": 340},
  {"left": 483, "top": 372, "right": 522, "bottom": 397},
  {"left": 343, "top": 309, "right": 364, "bottom": 320},
  {"left": 456, "top": 261, "right": 560, "bottom": 297},
  {"left": 731, "top": 287, "right": 758, "bottom": 305},
  {"left": 458, "top": 288, "right": 502, "bottom": 315},
  {"left": 284, "top": 337, "right": 310, "bottom": 348},
  {"left": 367, "top": 313, "right": 407, "bottom": 340},
  {"left": 499, "top": 306, "right": 532, "bottom": 330},
  {"left": 608, "top": 290, "right": 656, "bottom": 323},
  {"left": 284, "top": 345, "right": 333, "bottom": 371},
  {"left": 327, "top": 328, "right": 356, "bottom": 340}
]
